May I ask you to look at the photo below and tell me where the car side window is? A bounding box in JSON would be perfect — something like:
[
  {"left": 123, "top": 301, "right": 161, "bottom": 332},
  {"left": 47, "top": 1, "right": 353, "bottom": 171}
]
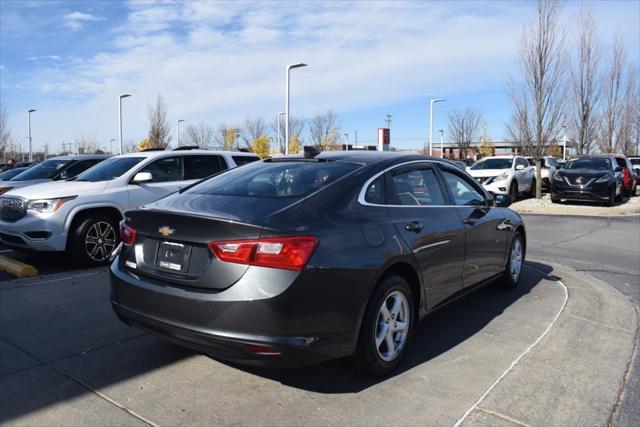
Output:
[
  {"left": 183, "top": 155, "right": 225, "bottom": 180},
  {"left": 516, "top": 158, "right": 528, "bottom": 168},
  {"left": 386, "top": 166, "right": 446, "bottom": 206},
  {"left": 440, "top": 169, "right": 487, "bottom": 206},
  {"left": 140, "top": 156, "right": 183, "bottom": 182},
  {"left": 364, "top": 175, "right": 385, "bottom": 204}
]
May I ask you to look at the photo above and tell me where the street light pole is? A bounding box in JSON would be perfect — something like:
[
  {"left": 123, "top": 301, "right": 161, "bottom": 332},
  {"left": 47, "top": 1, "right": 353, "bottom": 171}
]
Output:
[
  {"left": 109, "top": 139, "right": 115, "bottom": 155},
  {"left": 27, "top": 109, "right": 36, "bottom": 162},
  {"left": 438, "top": 129, "right": 444, "bottom": 158},
  {"left": 562, "top": 125, "right": 567, "bottom": 161},
  {"left": 344, "top": 133, "right": 349, "bottom": 151},
  {"left": 354, "top": 130, "right": 358, "bottom": 149},
  {"left": 276, "top": 112, "right": 285, "bottom": 154},
  {"left": 118, "top": 94, "right": 131, "bottom": 154},
  {"left": 428, "top": 98, "right": 446, "bottom": 156},
  {"left": 285, "top": 63, "right": 307, "bottom": 155},
  {"left": 177, "top": 119, "right": 185, "bottom": 148}
]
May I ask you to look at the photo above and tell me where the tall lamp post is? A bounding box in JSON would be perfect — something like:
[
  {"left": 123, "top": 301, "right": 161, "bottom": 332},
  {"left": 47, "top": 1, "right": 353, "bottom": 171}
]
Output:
[
  {"left": 438, "top": 129, "right": 444, "bottom": 158},
  {"left": 176, "top": 119, "right": 185, "bottom": 148},
  {"left": 428, "top": 98, "right": 446, "bottom": 156},
  {"left": 109, "top": 139, "right": 115, "bottom": 155},
  {"left": 285, "top": 63, "right": 307, "bottom": 155},
  {"left": 27, "top": 109, "right": 36, "bottom": 162},
  {"left": 118, "top": 94, "right": 131, "bottom": 154},
  {"left": 354, "top": 130, "right": 358, "bottom": 149},
  {"left": 276, "top": 112, "right": 285, "bottom": 154},
  {"left": 344, "top": 133, "right": 349, "bottom": 151},
  {"left": 562, "top": 125, "right": 567, "bottom": 161}
]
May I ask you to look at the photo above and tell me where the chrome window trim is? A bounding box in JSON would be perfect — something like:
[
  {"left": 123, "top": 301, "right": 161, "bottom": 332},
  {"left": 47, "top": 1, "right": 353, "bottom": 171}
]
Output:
[{"left": 358, "top": 159, "right": 490, "bottom": 208}]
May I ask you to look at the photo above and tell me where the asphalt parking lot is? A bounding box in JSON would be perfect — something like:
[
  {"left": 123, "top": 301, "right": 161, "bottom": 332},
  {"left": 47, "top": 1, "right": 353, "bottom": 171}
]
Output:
[{"left": 1, "top": 214, "right": 639, "bottom": 426}]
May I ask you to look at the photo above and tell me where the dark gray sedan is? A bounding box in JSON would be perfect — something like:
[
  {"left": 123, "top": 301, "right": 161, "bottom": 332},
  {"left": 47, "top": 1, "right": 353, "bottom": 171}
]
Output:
[{"left": 110, "top": 151, "right": 525, "bottom": 376}]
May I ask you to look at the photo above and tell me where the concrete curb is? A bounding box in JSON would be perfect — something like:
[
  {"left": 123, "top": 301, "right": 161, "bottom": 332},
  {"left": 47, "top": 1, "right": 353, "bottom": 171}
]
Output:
[
  {"left": 511, "top": 208, "right": 640, "bottom": 217},
  {"left": 460, "top": 262, "right": 639, "bottom": 426},
  {"left": 0, "top": 255, "right": 38, "bottom": 278}
]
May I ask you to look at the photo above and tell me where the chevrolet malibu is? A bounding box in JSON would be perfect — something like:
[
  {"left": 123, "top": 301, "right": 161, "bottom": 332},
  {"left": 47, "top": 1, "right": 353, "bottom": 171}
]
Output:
[{"left": 111, "top": 151, "right": 525, "bottom": 376}]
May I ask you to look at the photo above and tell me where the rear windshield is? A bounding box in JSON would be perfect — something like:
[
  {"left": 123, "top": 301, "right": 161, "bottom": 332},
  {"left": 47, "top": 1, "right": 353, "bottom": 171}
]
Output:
[
  {"left": 563, "top": 158, "right": 612, "bottom": 170},
  {"left": 10, "top": 159, "right": 69, "bottom": 181},
  {"left": 187, "top": 160, "right": 360, "bottom": 198},
  {"left": 75, "top": 157, "right": 144, "bottom": 182},
  {"left": 232, "top": 155, "right": 260, "bottom": 166},
  {"left": 470, "top": 158, "right": 513, "bottom": 170}
]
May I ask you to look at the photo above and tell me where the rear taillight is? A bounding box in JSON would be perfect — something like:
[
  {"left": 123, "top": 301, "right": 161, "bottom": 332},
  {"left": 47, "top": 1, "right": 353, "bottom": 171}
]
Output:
[
  {"left": 209, "top": 236, "right": 318, "bottom": 271},
  {"left": 120, "top": 222, "right": 137, "bottom": 246}
]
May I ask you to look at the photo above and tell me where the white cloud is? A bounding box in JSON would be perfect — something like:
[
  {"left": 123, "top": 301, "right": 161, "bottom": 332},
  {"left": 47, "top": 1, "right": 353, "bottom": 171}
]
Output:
[{"left": 63, "top": 11, "right": 104, "bottom": 31}]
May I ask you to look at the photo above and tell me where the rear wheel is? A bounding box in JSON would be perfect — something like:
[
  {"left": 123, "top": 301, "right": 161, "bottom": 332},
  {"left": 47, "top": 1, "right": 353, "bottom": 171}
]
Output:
[
  {"left": 529, "top": 179, "right": 537, "bottom": 198},
  {"left": 615, "top": 184, "right": 623, "bottom": 202},
  {"left": 70, "top": 214, "right": 119, "bottom": 266},
  {"left": 352, "top": 274, "right": 414, "bottom": 377},
  {"left": 607, "top": 186, "right": 616, "bottom": 207},
  {"left": 502, "top": 231, "right": 524, "bottom": 288}
]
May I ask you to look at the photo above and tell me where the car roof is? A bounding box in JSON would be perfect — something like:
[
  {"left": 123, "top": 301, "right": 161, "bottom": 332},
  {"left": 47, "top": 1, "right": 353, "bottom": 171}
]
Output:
[
  {"left": 115, "top": 149, "right": 256, "bottom": 159},
  {"left": 45, "top": 154, "right": 111, "bottom": 160}
]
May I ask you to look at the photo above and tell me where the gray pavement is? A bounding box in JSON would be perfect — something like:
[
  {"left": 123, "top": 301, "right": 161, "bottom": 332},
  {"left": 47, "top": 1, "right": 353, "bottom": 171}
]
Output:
[
  {"left": 1, "top": 260, "right": 636, "bottom": 426},
  {"left": 523, "top": 214, "right": 640, "bottom": 426}
]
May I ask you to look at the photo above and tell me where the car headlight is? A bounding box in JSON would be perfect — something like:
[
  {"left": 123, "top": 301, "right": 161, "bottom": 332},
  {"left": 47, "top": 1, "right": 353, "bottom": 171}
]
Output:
[
  {"left": 27, "top": 196, "right": 76, "bottom": 213},
  {"left": 492, "top": 171, "right": 509, "bottom": 182},
  {"left": 552, "top": 172, "right": 563, "bottom": 182},
  {"left": 595, "top": 174, "right": 612, "bottom": 183}
]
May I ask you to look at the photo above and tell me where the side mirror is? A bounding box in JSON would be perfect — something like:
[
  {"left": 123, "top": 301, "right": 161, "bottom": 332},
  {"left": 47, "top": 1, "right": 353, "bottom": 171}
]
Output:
[
  {"left": 493, "top": 194, "right": 511, "bottom": 207},
  {"left": 131, "top": 172, "right": 153, "bottom": 184},
  {"left": 614, "top": 166, "right": 623, "bottom": 172},
  {"left": 515, "top": 164, "right": 525, "bottom": 171}
]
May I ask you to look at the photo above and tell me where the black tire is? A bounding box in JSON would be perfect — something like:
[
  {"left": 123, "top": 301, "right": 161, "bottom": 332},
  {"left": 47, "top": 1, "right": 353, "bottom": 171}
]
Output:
[
  {"left": 69, "top": 214, "right": 120, "bottom": 266},
  {"left": 351, "top": 274, "right": 415, "bottom": 377},
  {"left": 615, "top": 185, "right": 623, "bottom": 202},
  {"left": 607, "top": 186, "right": 616, "bottom": 207},
  {"left": 508, "top": 181, "right": 518, "bottom": 204},
  {"left": 502, "top": 230, "right": 525, "bottom": 288},
  {"left": 551, "top": 197, "right": 560, "bottom": 204}
]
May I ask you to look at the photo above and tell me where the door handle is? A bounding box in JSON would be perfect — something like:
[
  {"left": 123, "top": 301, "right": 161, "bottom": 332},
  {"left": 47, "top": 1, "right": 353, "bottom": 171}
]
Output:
[
  {"left": 463, "top": 217, "right": 478, "bottom": 225},
  {"left": 405, "top": 221, "right": 423, "bottom": 233}
]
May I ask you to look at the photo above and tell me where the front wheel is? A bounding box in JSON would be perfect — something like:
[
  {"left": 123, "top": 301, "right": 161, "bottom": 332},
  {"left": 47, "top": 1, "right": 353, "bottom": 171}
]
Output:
[
  {"left": 351, "top": 274, "right": 414, "bottom": 377},
  {"left": 529, "top": 179, "right": 537, "bottom": 198},
  {"left": 70, "top": 214, "right": 119, "bottom": 266},
  {"left": 502, "top": 231, "right": 524, "bottom": 288},
  {"left": 509, "top": 181, "right": 518, "bottom": 204}
]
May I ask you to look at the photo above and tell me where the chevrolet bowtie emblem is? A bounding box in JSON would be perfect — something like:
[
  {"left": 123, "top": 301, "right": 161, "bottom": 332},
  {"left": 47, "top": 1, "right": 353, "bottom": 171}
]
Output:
[{"left": 158, "top": 226, "right": 175, "bottom": 237}]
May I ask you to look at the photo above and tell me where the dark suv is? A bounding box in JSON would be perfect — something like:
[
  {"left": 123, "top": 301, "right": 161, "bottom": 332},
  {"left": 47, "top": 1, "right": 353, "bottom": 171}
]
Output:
[{"left": 551, "top": 155, "right": 624, "bottom": 206}]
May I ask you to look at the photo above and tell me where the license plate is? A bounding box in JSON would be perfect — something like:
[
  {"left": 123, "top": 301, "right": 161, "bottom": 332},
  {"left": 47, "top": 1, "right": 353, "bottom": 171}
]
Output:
[{"left": 156, "top": 241, "right": 191, "bottom": 272}]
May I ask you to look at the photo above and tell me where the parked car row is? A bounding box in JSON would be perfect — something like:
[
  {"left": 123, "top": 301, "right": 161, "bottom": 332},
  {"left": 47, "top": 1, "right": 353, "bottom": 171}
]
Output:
[{"left": 0, "top": 149, "right": 259, "bottom": 264}]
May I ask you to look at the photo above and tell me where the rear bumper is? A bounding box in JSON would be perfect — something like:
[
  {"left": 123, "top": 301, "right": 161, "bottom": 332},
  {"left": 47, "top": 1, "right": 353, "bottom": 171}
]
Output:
[{"left": 110, "top": 256, "right": 366, "bottom": 367}]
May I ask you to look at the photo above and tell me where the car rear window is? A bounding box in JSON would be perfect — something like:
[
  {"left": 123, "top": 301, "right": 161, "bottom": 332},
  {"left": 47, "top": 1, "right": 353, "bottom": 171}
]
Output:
[
  {"left": 232, "top": 155, "right": 259, "bottom": 166},
  {"left": 187, "top": 160, "right": 360, "bottom": 198}
]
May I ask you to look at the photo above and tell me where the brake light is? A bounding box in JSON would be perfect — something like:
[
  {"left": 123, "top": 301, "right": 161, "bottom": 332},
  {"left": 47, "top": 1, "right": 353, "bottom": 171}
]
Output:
[
  {"left": 209, "top": 236, "right": 318, "bottom": 271},
  {"left": 120, "top": 222, "right": 137, "bottom": 246}
]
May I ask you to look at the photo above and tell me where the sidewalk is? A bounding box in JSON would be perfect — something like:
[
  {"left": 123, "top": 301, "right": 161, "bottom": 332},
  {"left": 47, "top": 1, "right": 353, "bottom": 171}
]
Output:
[{"left": 510, "top": 194, "right": 640, "bottom": 217}]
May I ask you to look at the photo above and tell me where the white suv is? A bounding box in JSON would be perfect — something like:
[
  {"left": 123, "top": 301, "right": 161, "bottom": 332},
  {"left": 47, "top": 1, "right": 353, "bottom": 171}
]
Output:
[
  {"left": 0, "top": 149, "right": 258, "bottom": 264},
  {"left": 467, "top": 155, "right": 535, "bottom": 201}
]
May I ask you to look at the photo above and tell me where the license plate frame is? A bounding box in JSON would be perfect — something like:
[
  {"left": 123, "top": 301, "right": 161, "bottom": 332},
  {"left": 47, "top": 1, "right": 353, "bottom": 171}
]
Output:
[{"left": 155, "top": 241, "right": 192, "bottom": 272}]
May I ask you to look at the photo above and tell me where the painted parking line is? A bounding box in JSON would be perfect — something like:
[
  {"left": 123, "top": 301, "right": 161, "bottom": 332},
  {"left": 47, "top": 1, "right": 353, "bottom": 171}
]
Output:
[{"left": 0, "top": 255, "right": 38, "bottom": 278}]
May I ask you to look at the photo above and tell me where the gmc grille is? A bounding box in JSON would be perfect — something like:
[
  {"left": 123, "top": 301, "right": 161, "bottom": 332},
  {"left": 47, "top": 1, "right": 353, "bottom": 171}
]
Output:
[{"left": 0, "top": 198, "right": 27, "bottom": 222}]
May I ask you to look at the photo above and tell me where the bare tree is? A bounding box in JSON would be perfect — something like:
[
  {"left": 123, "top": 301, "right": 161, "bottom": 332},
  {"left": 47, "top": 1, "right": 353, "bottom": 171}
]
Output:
[
  {"left": 447, "top": 108, "right": 482, "bottom": 159},
  {"left": 212, "top": 124, "right": 239, "bottom": 151},
  {"left": 309, "top": 110, "right": 341, "bottom": 151},
  {"left": 616, "top": 66, "right": 638, "bottom": 155},
  {"left": 0, "top": 104, "right": 9, "bottom": 156},
  {"left": 570, "top": 7, "right": 601, "bottom": 154},
  {"left": 507, "top": 0, "right": 567, "bottom": 198},
  {"left": 147, "top": 94, "right": 172, "bottom": 149},
  {"left": 74, "top": 134, "right": 100, "bottom": 154},
  {"left": 600, "top": 36, "right": 626, "bottom": 153},
  {"left": 184, "top": 123, "right": 215, "bottom": 147},
  {"left": 239, "top": 118, "right": 266, "bottom": 148},
  {"left": 271, "top": 115, "right": 305, "bottom": 154}
]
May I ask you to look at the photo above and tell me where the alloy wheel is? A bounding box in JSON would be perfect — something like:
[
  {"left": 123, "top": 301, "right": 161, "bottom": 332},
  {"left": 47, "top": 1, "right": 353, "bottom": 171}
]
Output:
[
  {"left": 85, "top": 221, "right": 116, "bottom": 262},
  {"left": 374, "top": 291, "right": 410, "bottom": 362},
  {"left": 510, "top": 236, "right": 523, "bottom": 282}
]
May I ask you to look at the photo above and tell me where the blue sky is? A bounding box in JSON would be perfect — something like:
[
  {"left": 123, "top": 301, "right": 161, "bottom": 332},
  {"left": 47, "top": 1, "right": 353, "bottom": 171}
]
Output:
[{"left": 1, "top": 0, "right": 638, "bottom": 153}]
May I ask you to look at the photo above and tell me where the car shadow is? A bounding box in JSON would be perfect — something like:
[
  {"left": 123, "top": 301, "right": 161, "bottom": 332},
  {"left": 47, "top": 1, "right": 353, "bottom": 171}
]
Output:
[{"left": 221, "top": 261, "right": 557, "bottom": 394}]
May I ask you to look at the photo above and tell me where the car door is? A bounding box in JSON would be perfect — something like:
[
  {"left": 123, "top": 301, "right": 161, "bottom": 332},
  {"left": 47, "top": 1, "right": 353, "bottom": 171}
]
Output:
[
  {"left": 384, "top": 162, "right": 466, "bottom": 308},
  {"left": 127, "top": 156, "right": 185, "bottom": 208},
  {"left": 514, "top": 157, "right": 530, "bottom": 192},
  {"left": 437, "top": 164, "right": 509, "bottom": 288}
]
